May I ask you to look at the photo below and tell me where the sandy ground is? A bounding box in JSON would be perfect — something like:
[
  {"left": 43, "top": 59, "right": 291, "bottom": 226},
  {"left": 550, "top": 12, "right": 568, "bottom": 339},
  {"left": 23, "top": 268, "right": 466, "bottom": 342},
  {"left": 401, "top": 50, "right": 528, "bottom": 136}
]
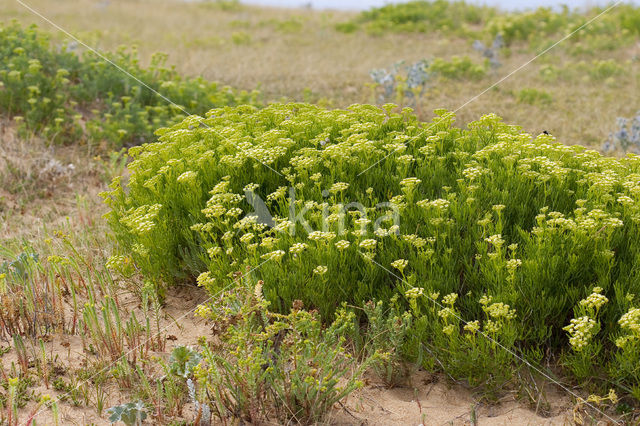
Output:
[{"left": 0, "top": 278, "right": 577, "bottom": 426}]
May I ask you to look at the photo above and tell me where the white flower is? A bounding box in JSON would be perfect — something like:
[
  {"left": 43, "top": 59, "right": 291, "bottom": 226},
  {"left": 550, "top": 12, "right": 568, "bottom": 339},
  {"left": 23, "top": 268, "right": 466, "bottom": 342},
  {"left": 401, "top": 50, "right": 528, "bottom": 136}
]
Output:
[
  {"left": 359, "top": 239, "right": 377, "bottom": 250},
  {"left": 329, "top": 182, "right": 349, "bottom": 193},
  {"left": 261, "top": 250, "right": 285, "bottom": 261},
  {"left": 289, "top": 242, "right": 308, "bottom": 253},
  {"left": 335, "top": 240, "right": 350, "bottom": 250},
  {"left": 313, "top": 265, "right": 328, "bottom": 275}
]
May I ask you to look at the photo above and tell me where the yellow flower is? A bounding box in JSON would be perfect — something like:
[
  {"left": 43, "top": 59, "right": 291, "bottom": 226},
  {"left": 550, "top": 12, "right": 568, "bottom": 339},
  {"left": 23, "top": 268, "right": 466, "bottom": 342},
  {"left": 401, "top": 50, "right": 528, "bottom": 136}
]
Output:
[
  {"left": 405, "top": 287, "right": 424, "bottom": 299},
  {"left": 390, "top": 259, "right": 408, "bottom": 272},
  {"left": 464, "top": 320, "right": 480, "bottom": 334}
]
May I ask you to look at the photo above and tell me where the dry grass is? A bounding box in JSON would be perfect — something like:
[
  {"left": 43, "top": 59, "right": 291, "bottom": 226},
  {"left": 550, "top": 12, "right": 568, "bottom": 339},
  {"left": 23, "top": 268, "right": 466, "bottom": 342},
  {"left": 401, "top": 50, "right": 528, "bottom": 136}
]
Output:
[
  {"left": 0, "top": 121, "right": 110, "bottom": 257},
  {"left": 4, "top": 0, "right": 639, "bottom": 148}
]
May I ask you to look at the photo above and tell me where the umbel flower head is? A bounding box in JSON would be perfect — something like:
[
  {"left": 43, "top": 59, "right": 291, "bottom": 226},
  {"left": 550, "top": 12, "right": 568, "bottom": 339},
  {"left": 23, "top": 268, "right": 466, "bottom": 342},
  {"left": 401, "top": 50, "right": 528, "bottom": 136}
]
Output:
[
  {"left": 579, "top": 287, "right": 609, "bottom": 311},
  {"left": 563, "top": 316, "right": 598, "bottom": 351},
  {"left": 391, "top": 259, "right": 408, "bottom": 272}
]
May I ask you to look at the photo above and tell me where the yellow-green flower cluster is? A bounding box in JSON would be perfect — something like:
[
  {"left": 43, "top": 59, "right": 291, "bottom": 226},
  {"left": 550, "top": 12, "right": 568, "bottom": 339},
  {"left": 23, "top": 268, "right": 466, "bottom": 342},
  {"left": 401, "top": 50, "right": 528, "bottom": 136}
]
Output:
[
  {"left": 563, "top": 316, "right": 597, "bottom": 351},
  {"left": 390, "top": 259, "right": 408, "bottom": 272},
  {"left": 120, "top": 204, "right": 162, "bottom": 236},
  {"left": 579, "top": 287, "right": 609, "bottom": 311},
  {"left": 484, "top": 302, "right": 516, "bottom": 320},
  {"left": 334, "top": 240, "right": 350, "bottom": 250},
  {"left": 405, "top": 287, "right": 424, "bottom": 299},
  {"left": 261, "top": 250, "right": 286, "bottom": 262},
  {"left": 359, "top": 239, "right": 377, "bottom": 250},
  {"left": 289, "top": 242, "right": 308, "bottom": 254},
  {"left": 313, "top": 265, "right": 328, "bottom": 275},
  {"left": 197, "top": 271, "right": 216, "bottom": 289},
  {"left": 617, "top": 307, "right": 640, "bottom": 349}
]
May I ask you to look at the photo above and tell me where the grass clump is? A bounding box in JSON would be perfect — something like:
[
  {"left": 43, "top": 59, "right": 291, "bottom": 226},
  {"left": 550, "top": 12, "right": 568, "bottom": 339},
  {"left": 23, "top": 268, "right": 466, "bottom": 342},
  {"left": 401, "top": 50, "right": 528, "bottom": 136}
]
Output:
[{"left": 0, "top": 21, "right": 260, "bottom": 148}]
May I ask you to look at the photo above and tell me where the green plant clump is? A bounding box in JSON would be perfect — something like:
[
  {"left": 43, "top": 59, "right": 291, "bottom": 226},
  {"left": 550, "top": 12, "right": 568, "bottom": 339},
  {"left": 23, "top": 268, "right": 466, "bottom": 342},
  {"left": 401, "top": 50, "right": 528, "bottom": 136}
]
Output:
[
  {"left": 516, "top": 87, "right": 553, "bottom": 105},
  {"left": 105, "top": 102, "right": 640, "bottom": 398},
  {"left": 0, "top": 21, "right": 260, "bottom": 147},
  {"left": 340, "top": 0, "right": 494, "bottom": 36},
  {"left": 338, "top": 1, "right": 640, "bottom": 53},
  {"left": 191, "top": 275, "right": 375, "bottom": 425},
  {"left": 429, "top": 56, "right": 488, "bottom": 80}
]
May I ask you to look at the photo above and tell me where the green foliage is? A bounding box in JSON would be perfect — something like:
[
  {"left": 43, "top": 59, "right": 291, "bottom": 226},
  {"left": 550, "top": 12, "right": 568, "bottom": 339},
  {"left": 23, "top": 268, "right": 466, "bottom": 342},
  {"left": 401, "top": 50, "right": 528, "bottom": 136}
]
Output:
[
  {"left": 516, "top": 88, "right": 553, "bottom": 105},
  {"left": 0, "top": 21, "right": 260, "bottom": 147},
  {"left": 199, "top": 0, "right": 243, "bottom": 12},
  {"left": 485, "top": 7, "right": 571, "bottom": 45},
  {"left": 106, "top": 102, "right": 640, "bottom": 400},
  {"left": 193, "top": 275, "right": 375, "bottom": 425},
  {"left": 168, "top": 346, "right": 202, "bottom": 379},
  {"left": 539, "top": 59, "right": 628, "bottom": 84},
  {"left": 584, "top": 59, "right": 626, "bottom": 81},
  {"left": 359, "top": 297, "right": 413, "bottom": 387},
  {"left": 429, "top": 56, "right": 488, "bottom": 80},
  {"left": 348, "top": 0, "right": 493, "bottom": 36},
  {"left": 407, "top": 290, "right": 518, "bottom": 397},
  {"left": 230, "top": 31, "right": 251, "bottom": 45},
  {"left": 339, "top": 1, "right": 639, "bottom": 54}
]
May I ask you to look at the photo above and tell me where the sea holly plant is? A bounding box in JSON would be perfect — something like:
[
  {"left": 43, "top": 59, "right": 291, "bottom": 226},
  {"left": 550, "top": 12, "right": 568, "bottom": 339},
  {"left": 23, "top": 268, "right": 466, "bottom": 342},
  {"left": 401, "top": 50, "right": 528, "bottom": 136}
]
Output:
[
  {"left": 472, "top": 33, "right": 504, "bottom": 68},
  {"left": 168, "top": 346, "right": 202, "bottom": 378},
  {"left": 602, "top": 112, "right": 640, "bottom": 153},
  {"left": 106, "top": 401, "right": 147, "bottom": 426},
  {"left": 369, "top": 60, "right": 431, "bottom": 105}
]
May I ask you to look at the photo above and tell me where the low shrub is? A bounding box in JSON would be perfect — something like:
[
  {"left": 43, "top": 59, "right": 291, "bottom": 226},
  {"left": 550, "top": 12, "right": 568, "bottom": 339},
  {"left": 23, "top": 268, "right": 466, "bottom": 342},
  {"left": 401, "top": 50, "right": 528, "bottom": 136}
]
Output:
[
  {"left": 429, "top": 56, "right": 488, "bottom": 80},
  {"left": 106, "top": 102, "right": 640, "bottom": 399},
  {"left": 0, "top": 21, "right": 260, "bottom": 147},
  {"left": 338, "top": 0, "right": 493, "bottom": 36}
]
